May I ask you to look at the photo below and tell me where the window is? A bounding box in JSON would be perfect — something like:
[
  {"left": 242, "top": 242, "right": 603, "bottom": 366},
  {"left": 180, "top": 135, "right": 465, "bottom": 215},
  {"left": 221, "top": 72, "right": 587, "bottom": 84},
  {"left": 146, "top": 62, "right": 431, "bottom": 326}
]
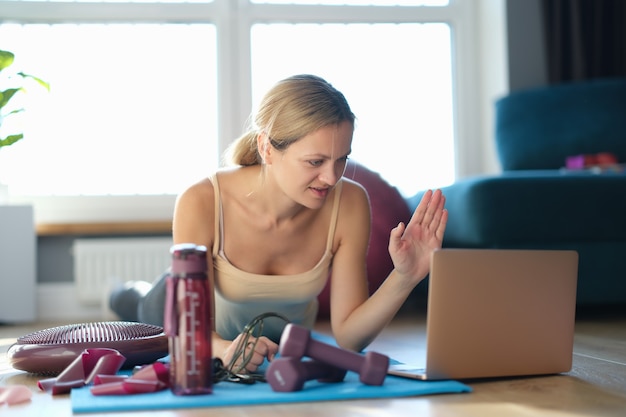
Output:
[
  {"left": 0, "top": 0, "right": 498, "bottom": 223},
  {"left": 250, "top": 22, "right": 454, "bottom": 196},
  {"left": 0, "top": 23, "right": 217, "bottom": 196}
]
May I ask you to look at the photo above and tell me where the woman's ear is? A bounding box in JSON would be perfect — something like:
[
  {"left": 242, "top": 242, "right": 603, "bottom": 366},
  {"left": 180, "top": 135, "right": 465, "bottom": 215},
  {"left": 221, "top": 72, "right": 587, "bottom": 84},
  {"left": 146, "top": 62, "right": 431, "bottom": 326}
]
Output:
[{"left": 257, "top": 132, "right": 272, "bottom": 164}]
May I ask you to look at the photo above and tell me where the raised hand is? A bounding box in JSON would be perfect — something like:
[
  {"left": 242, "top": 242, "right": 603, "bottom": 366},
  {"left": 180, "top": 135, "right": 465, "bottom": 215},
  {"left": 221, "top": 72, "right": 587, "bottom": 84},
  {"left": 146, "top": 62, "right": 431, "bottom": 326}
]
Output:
[{"left": 388, "top": 189, "right": 448, "bottom": 285}]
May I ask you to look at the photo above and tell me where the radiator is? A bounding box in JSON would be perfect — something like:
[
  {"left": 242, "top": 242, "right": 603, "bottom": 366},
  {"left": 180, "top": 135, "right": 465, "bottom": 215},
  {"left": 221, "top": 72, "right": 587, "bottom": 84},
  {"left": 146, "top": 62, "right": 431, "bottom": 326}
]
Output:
[{"left": 73, "top": 237, "right": 173, "bottom": 305}]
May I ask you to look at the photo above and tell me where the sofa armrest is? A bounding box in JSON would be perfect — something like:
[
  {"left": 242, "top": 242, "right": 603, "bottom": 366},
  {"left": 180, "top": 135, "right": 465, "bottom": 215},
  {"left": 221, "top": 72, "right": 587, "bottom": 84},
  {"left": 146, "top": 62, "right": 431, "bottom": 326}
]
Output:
[{"left": 406, "top": 170, "right": 626, "bottom": 247}]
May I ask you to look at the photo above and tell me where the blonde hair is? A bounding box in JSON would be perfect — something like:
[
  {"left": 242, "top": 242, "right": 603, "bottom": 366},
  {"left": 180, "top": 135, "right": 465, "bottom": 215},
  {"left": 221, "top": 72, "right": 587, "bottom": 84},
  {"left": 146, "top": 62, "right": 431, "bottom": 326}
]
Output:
[{"left": 226, "top": 74, "right": 355, "bottom": 166}]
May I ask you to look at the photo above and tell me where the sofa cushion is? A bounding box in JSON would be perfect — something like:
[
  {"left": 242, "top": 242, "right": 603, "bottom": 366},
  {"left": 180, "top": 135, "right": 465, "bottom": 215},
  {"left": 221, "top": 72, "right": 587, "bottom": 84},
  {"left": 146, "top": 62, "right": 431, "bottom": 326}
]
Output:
[
  {"left": 495, "top": 78, "right": 626, "bottom": 171},
  {"left": 414, "top": 170, "right": 626, "bottom": 247}
]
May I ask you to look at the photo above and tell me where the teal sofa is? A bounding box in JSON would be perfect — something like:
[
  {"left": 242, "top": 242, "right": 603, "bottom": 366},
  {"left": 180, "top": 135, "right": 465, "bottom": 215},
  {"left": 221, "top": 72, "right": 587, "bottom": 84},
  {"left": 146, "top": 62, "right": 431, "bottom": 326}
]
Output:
[{"left": 407, "top": 78, "right": 626, "bottom": 306}]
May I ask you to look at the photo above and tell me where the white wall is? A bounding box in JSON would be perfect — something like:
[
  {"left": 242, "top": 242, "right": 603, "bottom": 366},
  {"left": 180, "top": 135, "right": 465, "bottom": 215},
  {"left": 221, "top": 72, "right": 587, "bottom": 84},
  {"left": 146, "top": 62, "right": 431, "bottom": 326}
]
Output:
[{"left": 476, "top": 0, "right": 510, "bottom": 175}]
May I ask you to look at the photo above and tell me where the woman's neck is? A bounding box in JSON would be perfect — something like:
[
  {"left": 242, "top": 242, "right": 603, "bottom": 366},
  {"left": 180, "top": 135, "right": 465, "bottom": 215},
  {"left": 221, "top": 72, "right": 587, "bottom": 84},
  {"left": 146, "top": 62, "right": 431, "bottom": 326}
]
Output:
[{"left": 243, "top": 166, "right": 308, "bottom": 229}]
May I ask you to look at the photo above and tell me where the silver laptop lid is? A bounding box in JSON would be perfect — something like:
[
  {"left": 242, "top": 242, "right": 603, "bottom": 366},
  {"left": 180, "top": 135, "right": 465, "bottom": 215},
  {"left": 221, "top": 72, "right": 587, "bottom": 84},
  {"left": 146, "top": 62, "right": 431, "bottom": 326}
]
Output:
[{"left": 424, "top": 249, "right": 578, "bottom": 380}]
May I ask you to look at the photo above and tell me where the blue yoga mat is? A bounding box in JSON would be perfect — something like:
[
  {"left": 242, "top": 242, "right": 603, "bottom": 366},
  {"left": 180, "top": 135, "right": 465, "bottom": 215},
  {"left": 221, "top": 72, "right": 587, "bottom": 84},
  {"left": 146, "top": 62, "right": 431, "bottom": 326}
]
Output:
[
  {"left": 71, "top": 331, "right": 471, "bottom": 413},
  {"left": 71, "top": 370, "right": 470, "bottom": 413}
]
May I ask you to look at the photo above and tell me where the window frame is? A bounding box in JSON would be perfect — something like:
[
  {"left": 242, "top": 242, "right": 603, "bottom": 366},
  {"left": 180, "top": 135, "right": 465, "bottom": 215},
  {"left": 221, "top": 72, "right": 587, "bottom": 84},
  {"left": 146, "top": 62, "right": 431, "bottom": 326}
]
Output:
[{"left": 1, "top": 0, "right": 504, "bottom": 224}]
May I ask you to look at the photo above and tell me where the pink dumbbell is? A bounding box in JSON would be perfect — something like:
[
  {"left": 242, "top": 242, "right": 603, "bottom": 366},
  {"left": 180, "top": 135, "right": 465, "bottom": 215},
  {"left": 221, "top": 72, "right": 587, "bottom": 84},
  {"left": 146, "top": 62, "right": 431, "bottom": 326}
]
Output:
[
  {"left": 278, "top": 323, "right": 389, "bottom": 386},
  {"left": 266, "top": 357, "right": 346, "bottom": 392}
]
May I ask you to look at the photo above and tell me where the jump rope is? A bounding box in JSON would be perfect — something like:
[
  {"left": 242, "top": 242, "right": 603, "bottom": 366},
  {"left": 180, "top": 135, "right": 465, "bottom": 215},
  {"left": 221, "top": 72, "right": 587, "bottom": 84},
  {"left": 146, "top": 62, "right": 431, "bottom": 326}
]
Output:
[{"left": 211, "top": 312, "right": 290, "bottom": 384}]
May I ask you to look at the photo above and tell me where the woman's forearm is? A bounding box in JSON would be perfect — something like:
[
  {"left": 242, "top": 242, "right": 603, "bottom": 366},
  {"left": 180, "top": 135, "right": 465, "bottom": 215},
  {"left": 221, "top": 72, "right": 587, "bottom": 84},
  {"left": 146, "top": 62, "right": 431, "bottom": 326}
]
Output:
[
  {"left": 211, "top": 331, "right": 232, "bottom": 362},
  {"left": 332, "top": 269, "right": 419, "bottom": 352}
]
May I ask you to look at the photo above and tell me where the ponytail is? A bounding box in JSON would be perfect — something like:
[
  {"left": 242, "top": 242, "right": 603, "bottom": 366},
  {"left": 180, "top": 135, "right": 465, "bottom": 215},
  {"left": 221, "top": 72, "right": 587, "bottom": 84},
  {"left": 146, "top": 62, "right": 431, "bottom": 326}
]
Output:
[{"left": 224, "top": 131, "right": 261, "bottom": 166}]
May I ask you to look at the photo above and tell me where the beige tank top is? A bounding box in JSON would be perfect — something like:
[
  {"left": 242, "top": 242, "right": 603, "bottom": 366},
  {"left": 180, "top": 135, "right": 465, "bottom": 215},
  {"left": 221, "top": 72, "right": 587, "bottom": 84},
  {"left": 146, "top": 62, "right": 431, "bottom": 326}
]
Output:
[{"left": 210, "top": 173, "right": 343, "bottom": 342}]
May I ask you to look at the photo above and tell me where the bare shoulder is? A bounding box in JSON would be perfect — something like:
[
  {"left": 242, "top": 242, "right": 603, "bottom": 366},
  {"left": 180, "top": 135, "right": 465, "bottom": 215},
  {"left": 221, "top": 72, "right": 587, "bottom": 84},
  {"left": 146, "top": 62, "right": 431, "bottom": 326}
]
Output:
[
  {"left": 339, "top": 177, "right": 370, "bottom": 212},
  {"left": 335, "top": 178, "right": 371, "bottom": 243},
  {"left": 173, "top": 176, "right": 217, "bottom": 246},
  {"left": 329, "top": 178, "right": 371, "bottom": 273},
  {"left": 176, "top": 176, "right": 215, "bottom": 210}
]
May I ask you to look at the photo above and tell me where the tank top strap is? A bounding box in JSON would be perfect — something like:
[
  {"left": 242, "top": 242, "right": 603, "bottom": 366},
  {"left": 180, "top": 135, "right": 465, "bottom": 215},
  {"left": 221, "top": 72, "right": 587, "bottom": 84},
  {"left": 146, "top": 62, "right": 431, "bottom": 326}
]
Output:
[
  {"left": 326, "top": 179, "right": 343, "bottom": 251},
  {"left": 209, "top": 174, "right": 222, "bottom": 258}
]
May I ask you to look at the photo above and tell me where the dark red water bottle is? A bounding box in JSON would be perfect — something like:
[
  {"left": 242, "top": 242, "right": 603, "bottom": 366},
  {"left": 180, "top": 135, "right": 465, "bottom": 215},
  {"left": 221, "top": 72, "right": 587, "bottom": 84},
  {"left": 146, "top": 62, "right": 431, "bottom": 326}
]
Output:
[{"left": 164, "top": 243, "right": 213, "bottom": 395}]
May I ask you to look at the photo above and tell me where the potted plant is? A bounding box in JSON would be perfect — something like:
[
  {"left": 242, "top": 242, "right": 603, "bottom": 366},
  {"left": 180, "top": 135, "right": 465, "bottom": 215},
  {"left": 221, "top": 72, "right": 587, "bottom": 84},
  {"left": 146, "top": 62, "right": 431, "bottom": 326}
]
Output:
[
  {"left": 0, "top": 48, "right": 48, "bottom": 322},
  {"left": 0, "top": 48, "right": 49, "bottom": 149},
  {"left": 0, "top": 48, "right": 49, "bottom": 201}
]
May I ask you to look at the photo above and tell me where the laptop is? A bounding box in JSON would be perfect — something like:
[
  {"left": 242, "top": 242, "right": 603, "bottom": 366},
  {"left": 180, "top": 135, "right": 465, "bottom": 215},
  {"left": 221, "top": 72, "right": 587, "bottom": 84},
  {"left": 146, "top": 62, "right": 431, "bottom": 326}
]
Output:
[{"left": 388, "top": 248, "right": 579, "bottom": 381}]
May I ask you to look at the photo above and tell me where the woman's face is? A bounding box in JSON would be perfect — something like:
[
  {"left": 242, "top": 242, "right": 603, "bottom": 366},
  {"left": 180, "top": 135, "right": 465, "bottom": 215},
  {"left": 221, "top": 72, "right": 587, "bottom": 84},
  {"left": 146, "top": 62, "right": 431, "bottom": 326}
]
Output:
[{"left": 270, "top": 120, "right": 353, "bottom": 209}]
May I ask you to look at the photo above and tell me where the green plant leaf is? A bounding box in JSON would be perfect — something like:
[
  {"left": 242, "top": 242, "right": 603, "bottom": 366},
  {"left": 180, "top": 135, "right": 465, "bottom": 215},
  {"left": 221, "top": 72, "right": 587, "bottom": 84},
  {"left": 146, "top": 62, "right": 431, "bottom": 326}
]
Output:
[
  {"left": 5, "top": 108, "right": 25, "bottom": 116},
  {"left": 0, "top": 50, "right": 15, "bottom": 72},
  {"left": 1, "top": 88, "right": 21, "bottom": 109},
  {"left": 0, "top": 134, "right": 24, "bottom": 149},
  {"left": 18, "top": 72, "right": 50, "bottom": 91}
]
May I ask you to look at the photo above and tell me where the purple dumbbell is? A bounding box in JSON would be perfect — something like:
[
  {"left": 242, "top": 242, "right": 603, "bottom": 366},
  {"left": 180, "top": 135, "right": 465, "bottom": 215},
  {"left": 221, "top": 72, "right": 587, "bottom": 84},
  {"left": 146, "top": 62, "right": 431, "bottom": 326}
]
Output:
[
  {"left": 266, "top": 357, "right": 347, "bottom": 392},
  {"left": 278, "top": 323, "right": 389, "bottom": 386}
]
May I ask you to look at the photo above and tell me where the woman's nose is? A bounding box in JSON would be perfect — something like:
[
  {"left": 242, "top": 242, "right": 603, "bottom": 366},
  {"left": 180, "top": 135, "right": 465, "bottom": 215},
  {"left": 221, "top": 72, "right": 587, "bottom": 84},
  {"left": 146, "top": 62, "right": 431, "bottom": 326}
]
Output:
[{"left": 320, "top": 163, "right": 340, "bottom": 186}]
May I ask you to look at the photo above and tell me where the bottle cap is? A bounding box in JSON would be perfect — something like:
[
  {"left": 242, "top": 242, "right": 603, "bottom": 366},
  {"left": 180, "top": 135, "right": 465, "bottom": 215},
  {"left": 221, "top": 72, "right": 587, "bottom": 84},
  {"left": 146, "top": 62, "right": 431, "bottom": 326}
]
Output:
[{"left": 170, "top": 243, "right": 208, "bottom": 275}]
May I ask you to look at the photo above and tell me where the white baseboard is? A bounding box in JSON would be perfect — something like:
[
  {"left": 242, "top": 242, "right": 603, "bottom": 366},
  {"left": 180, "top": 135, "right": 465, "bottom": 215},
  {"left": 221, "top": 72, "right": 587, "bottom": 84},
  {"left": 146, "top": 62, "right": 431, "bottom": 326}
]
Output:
[{"left": 36, "top": 282, "right": 119, "bottom": 322}]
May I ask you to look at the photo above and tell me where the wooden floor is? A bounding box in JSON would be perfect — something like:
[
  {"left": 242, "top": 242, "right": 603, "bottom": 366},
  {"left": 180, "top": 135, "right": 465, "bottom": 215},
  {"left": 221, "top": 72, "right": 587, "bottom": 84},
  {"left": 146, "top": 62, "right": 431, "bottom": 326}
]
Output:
[{"left": 1, "top": 307, "right": 625, "bottom": 416}]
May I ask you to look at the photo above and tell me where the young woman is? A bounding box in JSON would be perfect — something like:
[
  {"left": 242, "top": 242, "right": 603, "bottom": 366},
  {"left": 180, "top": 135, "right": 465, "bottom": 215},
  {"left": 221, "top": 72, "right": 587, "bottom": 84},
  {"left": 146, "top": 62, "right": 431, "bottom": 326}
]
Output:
[{"left": 122, "top": 74, "right": 447, "bottom": 373}]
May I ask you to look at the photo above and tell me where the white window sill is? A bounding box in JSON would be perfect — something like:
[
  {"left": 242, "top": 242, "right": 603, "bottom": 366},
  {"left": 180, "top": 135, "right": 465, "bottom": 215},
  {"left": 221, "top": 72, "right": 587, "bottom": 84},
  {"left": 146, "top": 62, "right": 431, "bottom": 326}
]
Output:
[{"left": 9, "top": 194, "right": 177, "bottom": 225}]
